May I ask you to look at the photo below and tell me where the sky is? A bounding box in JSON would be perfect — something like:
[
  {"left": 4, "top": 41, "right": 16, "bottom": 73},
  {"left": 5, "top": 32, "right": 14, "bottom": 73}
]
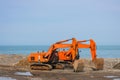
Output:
[{"left": 0, "top": 0, "right": 120, "bottom": 45}]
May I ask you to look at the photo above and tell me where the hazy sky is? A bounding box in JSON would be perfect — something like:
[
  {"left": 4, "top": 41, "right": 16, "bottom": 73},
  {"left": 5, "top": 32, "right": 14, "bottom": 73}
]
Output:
[{"left": 0, "top": 0, "right": 120, "bottom": 45}]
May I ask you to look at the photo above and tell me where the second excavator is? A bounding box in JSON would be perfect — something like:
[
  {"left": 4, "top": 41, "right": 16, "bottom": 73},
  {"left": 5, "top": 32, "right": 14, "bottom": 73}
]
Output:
[
  {"left": 74, "top": 39, "right": 104, "bottom": 71},
  {"left": 57, "top": 38, "right": 104, "bottom": 72}
]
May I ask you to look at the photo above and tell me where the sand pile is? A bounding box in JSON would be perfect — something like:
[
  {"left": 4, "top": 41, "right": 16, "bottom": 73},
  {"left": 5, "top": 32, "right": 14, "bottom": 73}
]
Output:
[
  {"left": 15, "top": 57, "right": 30, "bottom": 68},
  {"left": 14, "top": 57, "right": 30, "bottom": 71},
  {"left": 104, "top": 58, "right": 120, "bottom": 69},
  {"left": 0, "top": 54, "right": 25, "bottom": 66}
]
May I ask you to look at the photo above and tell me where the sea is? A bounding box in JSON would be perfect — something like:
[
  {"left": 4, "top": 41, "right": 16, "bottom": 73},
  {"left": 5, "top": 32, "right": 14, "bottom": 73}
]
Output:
[{"left": 0, "top": 45, "right": 120, "bottom": 58}]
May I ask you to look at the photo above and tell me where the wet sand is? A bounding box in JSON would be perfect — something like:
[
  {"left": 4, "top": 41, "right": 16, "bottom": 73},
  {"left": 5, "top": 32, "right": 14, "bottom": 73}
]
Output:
[{"left": 0, "top": 54, "right": 120, "bottom": 80}]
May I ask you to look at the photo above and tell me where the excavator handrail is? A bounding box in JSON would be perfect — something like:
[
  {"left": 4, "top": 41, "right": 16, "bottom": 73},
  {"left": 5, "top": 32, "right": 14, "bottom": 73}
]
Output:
[{"left": 55, "top": 39, "right": 72, "bottom": 44}]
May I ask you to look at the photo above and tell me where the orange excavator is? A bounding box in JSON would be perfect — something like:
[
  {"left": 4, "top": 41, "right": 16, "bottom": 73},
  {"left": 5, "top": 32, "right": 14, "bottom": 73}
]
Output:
[
  {"left": 28, "top": 38, "right": 76, "bottom": 70},
  {"left": 57, "top": 38, "right": 104, "bottom": 71},
  {"left": 28, "top": 38, "right": 104, "bottom": 71},
  {"left": 74, "top": 39, "right": 104, "bottom": 71}
]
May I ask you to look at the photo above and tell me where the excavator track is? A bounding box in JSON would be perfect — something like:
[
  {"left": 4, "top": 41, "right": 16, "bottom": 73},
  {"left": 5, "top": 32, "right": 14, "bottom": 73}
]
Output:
[{"left": 30, "top": 63, "right": 52, "bottom": 70}]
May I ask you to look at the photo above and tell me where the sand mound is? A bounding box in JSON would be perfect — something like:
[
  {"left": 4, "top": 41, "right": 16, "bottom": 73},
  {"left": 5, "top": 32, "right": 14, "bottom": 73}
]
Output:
[
  {"left": 104, "top": 58, "right": 120, "bottom": 69},
  {"left": 15, "top": 57, "right": 30, "bottom": 68},
  {"left": 0, "top": 54, "right": 24, "bottom": 66}
]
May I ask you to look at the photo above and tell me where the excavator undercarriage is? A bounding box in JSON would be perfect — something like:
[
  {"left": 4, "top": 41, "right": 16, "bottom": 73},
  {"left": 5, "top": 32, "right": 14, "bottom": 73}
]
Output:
[{"left": 30, "top": 58, "right": 104, "bottom": 72}]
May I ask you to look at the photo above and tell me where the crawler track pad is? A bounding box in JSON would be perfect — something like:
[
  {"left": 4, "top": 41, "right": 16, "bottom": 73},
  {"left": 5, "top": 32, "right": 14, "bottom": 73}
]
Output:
[{"left": 30, "top": 63, "right": 52, "bottom": 70}]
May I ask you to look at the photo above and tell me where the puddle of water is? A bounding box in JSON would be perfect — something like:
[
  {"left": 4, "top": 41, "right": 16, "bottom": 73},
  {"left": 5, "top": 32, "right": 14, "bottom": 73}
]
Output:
[
  {"left": 104, "top": 76, "right": 118, "bottom": 78},
  {"left": 113, "top": 78, "right": 120, "bottom": 80},
  {"left": 0, "top": 77, "right": 16, "bottom": 80},
  {"left": 14, "top": 72, "right": 32, "bottom": 76}
]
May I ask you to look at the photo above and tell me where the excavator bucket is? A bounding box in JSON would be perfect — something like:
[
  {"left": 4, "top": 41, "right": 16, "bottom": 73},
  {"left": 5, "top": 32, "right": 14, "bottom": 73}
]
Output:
[
  {"left": 92, "top": 58, "right": 104, "bottom": 70},
  {"left": 73, "top": 59, "right": 84, "bottom": 72}
]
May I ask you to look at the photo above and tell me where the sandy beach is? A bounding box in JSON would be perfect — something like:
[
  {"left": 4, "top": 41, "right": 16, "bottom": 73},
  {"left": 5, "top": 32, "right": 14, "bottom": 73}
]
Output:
[{"left": 0, "top": 54, "right": 120, "bottom": 80}]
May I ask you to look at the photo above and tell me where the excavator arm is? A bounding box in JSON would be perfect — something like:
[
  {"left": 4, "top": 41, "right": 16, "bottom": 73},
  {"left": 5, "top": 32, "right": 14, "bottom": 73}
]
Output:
[
  {"left": 43, "top": 38, "right": 75, "bottom": 58},
  {"left": 44, "top": 44, "right": 72, "bottom": 58},
  {"left": 77, "top": 39, "right": 97, "bottom": 61},
  {"left": 75, "top": 39, "right": 104, "bottom": 71}
]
